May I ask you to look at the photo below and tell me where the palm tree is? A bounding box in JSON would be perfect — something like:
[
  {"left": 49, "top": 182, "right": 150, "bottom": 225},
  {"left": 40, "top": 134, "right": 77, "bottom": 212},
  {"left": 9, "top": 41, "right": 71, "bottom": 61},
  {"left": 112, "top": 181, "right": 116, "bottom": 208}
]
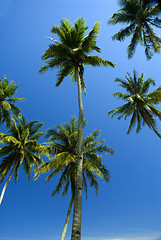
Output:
[
  {"left": 0, "top": 75, "right": 24, "bottom": 127},
  {"left": 108, "top": 0, "right": 161, "bottom": 59},
  {"left": 39, "top": 17, "right": 115, "bottom": 240},
  {"left": 0, "top": 114, "right": 43, "bottom": 205},
  {"left": 108, "top": 70, "right": 161, "bottom": 138},
  {"left": 35, "top": 117, "right": 113, "bottom": 240}
]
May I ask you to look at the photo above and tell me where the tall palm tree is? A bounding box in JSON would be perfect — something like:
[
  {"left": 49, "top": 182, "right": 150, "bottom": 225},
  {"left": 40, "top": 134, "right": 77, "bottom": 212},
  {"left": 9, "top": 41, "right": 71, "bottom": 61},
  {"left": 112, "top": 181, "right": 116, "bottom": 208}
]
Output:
[
  {"left": 0, "top": 75, "right": 24, "bottom": 127},
  {"left": 108, "top": 0, "right": 161, "bottom": 59},
  {"left": 108, "top": 70, "right": 161, "bottom": 138},
  {"left": 0, "top": 114, "right": 43, "bottom": 205},
  {"left": 35, "top": 117, "right": 113, "bottom": 240},
  {"left": 39, "top": 17, "right": 115, "bottom": 240}
]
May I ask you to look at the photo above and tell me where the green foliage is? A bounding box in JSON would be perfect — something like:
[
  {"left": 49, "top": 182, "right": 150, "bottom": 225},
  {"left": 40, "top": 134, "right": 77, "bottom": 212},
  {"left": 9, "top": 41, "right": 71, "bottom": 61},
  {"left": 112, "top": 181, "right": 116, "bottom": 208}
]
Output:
[
  {"left": 108, "top": 0, "right": 161, "bottom": 59},
  {"left": 35, "top": 117, "right": 113, "bottom": 198},
  {"left": 0, "top": 114, "right": 43, "bottom": 183},
  {"left": 39, "top": 17, "right": 116, "bottom": 91},
  {"left": 108, "top": 70, "right": 161, "bottom": 137},
  {"left": 0, "top": 75, "right": 25, "bottom": 127}
]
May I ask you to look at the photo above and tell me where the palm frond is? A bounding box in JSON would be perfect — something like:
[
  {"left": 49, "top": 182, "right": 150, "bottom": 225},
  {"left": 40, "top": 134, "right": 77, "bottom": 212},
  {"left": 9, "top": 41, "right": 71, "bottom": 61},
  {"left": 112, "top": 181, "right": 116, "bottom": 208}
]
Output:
[
  {"left": 56, "top": 64, "right": 74, "bottom": 87},
  {"left": 112, "top": 24, "right": 136, "bottom": 42},
  {"left": 127, "top": 109, "right": 137, "bottom": 134},
  {"left": 127, "top": 26, "right": 142, "bottom": 59},
  {"left": 14, "top": 160, "right": 21, "bottom": 182},
  {"left": 108, "top": 102, "right": 133, "bottom": 119},
  {"left": 84, "top": 169, "right": 99, "bottom": 196},
  {"left": 51, "top": 165, "right": 71, "bottom": 197},
  {"left": 81, "top": 21, "right": 101, "bottom": 53},
  {"left": 83, "top": 55, "right": 116, "bottom": 68},
  {"left": 146, "top": 87, "right": 161, "bottom": 104}
]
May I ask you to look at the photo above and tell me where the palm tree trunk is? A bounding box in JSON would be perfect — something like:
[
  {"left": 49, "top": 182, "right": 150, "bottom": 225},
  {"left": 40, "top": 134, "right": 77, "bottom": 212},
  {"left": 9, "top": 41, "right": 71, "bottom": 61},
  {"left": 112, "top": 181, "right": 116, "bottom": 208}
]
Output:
[
  {"left": 71, "top": 66, "right": 84, "bottom": 240},
  {"left": 60, "top": 195, "right": 74, "bottom": 240},
  {"left": 0, "top": 162, "right": 17, "bottom": 205}
]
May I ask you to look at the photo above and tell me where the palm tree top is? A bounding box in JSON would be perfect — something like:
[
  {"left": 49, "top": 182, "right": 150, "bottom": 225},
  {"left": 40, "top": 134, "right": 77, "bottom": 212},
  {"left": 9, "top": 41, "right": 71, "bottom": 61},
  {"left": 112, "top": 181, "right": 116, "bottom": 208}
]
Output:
[
  {"left": 0, "top": 75, "right": 25, "bottom": 127},
  {"left": 108, "top": 70, "right": 161, "bottom": 136},
  {"left": 35, "top": 116, "right": 114, "bottom": 197},
  {"left": 0, "top": 75, "right": 24, "bottom": 103},
  {"left": 108, "top": 0, "right": 161, "bottom": 59},
  {"left": 0, "top": 114, "right": 43, "bottom": 182},
  {"left": 0, "top": 114, "right": 43, "bottom": 204},
  {"left": 39, "top": 17, "right": 116, "bottom": 88}
]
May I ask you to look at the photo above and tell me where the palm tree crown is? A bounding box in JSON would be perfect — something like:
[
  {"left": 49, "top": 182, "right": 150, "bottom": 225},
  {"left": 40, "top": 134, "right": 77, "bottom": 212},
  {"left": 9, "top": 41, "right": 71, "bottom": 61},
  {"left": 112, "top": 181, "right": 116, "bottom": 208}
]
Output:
[
  {"left": 0, "top": 114, "right": 43, "bottom": 204},
  {"left": 39, "top": 17, "right": 115, "bottom": 88},
  {"left": 108, "top": 0, "right": 161, "bottom": 59},
  {"left": 108, "top": 70, "right": 161, "bottom": 138},
  {"left": 0, "top": 75, "right": 24, "bottom": 127},
  {"left": 37, "top": 117, "right": 113, "bottom": 197}
]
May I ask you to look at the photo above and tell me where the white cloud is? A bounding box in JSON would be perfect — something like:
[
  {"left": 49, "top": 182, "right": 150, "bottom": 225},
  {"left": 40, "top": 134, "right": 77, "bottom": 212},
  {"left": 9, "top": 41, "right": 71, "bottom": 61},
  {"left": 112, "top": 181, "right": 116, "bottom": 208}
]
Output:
[
  {"left": 82, "top": 231, "right": 161, "bottom": 240},
  {"left": 0, "top": 231, "right": 161, "bottom": 240}
]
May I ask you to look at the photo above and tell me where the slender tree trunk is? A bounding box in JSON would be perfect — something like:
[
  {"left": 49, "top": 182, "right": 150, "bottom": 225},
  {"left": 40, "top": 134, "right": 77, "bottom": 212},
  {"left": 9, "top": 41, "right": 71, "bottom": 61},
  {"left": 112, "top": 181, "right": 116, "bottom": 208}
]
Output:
[
  {"left": 60, "top": 195, "right": 74, "bottom": 240},
  {"left": 71, "top": 66, "right": 84, "bottom": 240},
  {"left": 0, "top": 162, "right": 17, "bottom": 205}
]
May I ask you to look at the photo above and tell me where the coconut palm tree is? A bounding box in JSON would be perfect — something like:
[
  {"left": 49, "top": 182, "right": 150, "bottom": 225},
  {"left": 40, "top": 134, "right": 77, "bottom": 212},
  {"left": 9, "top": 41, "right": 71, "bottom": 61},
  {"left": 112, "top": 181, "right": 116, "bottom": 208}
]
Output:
[
  {"left": 108, "top": 0, "right": 161, "bottom": 59},
  {"left": 108, "top": 70, "right": 161, "bottom": 138},
  {"left": 0, "top": 114, "right": 43, "bottom": 205},
  {"left": 35, "top": 117, "right": 113, "bottom": 240},
  {"left": 0, "top": 75, "right": 24, "bottom": 127},
  {"left": 39, "top": 17, "right": 115, "bottom": 240}
]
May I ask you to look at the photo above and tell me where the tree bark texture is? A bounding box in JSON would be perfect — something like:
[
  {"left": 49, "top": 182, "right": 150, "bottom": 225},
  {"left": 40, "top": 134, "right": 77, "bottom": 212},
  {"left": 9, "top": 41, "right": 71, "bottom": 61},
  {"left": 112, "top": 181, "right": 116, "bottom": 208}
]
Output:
[{"left": 71, "top": 67, "right": 84, "bottom": 240}]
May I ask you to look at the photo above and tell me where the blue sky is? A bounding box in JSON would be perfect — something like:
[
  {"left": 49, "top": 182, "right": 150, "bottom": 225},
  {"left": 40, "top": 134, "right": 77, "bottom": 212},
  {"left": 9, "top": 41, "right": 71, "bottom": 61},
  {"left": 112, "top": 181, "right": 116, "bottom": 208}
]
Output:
[{"left": 0, "top": 0, "right": 161, "bottom": 239}]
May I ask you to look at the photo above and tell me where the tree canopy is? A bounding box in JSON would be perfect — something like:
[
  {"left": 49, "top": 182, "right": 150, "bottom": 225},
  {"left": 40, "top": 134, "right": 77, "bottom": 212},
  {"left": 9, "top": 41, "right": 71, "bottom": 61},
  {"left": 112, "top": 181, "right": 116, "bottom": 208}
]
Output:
[
  {"left": 108, "top": 70, "right": 161, "bottom": 137},
  {"left": 108, "top": 0, "right": 161, "bottom": 59}
]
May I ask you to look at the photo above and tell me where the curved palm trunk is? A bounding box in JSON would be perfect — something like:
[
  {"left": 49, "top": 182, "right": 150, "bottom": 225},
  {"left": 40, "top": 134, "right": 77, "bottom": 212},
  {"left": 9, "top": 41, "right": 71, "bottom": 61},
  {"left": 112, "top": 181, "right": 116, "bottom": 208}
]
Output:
[
  {"left": 60, "top": 195, "right": 74, "bottom": 240},
  {"left": 0, "top": 162, "right": 17, "bottom": 205},
  {"left": 71, "top": 67, "right": 84, "bottom": 240}
]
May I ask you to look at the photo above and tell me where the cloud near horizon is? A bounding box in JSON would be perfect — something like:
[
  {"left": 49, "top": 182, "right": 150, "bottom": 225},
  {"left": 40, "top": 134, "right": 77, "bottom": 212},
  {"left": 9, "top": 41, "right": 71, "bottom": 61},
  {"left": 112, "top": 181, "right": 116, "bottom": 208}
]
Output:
[
  {"left": 82, "top": 232, "right": 161, "bottom": 240},
  {"left": 1, "top": 234, "right": 161, "bottom": 240}
]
